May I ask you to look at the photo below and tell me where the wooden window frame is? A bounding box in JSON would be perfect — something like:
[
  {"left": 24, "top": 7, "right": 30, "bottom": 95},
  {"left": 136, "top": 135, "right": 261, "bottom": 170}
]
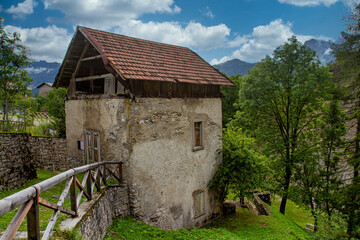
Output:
[
  {"left": 193, "top": 120, "right": 204, "bottom": 151},
  {"left": 85, "top": 129, "right": 101, "bottom": 164},
  {"left": 193, "top": 189, "right": 205, "bottom": 218}
]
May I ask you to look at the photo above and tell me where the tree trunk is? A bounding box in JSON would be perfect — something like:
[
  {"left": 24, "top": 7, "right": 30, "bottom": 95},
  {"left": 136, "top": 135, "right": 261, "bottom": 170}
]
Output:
[{"left": 280, "top": 164, "right": 292, "bottom": 214}]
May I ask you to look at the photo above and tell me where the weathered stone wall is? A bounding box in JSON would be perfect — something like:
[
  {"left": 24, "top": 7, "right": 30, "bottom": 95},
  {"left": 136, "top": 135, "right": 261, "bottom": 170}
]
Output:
[
  {"left": 0, "top": 133, "right": 36, "bottom": 191},
  {"left": 65, "top": 97, "right": 223, "bottom": 229},
  {"left": 29, "top": 136, "right": 79, "bottom": 171},
  {"left": 79, "top": 185, "right": 130, "bottom": 240},
  {"left": 0, "top": 133, "right": 75, "bottom": 190}
]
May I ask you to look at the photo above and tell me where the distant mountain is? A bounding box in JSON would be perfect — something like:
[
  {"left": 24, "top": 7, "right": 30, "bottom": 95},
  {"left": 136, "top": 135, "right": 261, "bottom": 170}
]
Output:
[
  {"left": 304, "top": 39, "right": 334, "bottom": 64},
  {"left": 26, "top": 60, "right": 60, "bottom": 95},
  {"left": 213, "top": 59, "right": 256, "bottom": 77}
]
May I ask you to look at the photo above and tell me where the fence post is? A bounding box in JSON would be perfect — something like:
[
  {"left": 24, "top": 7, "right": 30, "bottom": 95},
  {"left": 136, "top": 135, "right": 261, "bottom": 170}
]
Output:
[
  {"left": 70, "top": 176, "right": 78, "bottom": 216},
  {"left": 103, "top": 164, "right": 107, "bottom": 185},
  {"left": 87, "top": 170, "right": 92, "bottom": 199},
  {"left": 118, "top": 163, "right": 123, "bottom": 183},
  {"left": 27, "top": 195, "right": 40, "bottom": 240}
]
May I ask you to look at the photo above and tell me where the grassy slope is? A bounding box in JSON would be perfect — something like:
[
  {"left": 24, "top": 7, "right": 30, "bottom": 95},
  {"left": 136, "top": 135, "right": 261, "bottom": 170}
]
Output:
[
  {"left": 271, "top": 196, "right": 314, "bottom": 229},
  {"left": 0, "top": 170, "right": 85, "bottom": 232},
  {"left": 105, "top": 207, "right": 313, "bottom": 240}
]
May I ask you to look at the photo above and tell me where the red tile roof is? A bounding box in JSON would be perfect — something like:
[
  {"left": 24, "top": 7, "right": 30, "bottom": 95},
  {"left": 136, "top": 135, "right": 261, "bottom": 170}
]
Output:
[{"left": 79, "top": 27, "right": 233, "bottom": 86}]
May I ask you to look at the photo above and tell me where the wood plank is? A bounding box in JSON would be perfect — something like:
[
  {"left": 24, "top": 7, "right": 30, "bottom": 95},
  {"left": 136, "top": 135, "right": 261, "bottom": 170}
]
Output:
[
  {"left": 75, "top": 73, "right": 112, "bottom": 82},
  {"left": 75, "top": 177, "right": 91, "bottom": 200},
  {"left": 1, "top": 199, "right": 34, "bottom": 240},
  {"left": 74, "top": 41, "right": 89, "bottom": 77},
  {"left": 81, "top": 55, "right": 101, "bottom": 61},
  {"left": 42, "top": 209, "right": 60, "bottom": 240},
  {"left": 38, "top": 198, "right": 76, "bottom": 216},
  {"left": 105, "top": 166, "right": 121, "bottom": 182}
]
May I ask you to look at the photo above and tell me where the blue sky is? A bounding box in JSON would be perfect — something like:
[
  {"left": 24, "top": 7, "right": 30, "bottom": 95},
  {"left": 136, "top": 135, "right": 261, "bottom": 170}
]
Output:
[{"left": 0, "top": 0, "right": 356, "bottom": 64}]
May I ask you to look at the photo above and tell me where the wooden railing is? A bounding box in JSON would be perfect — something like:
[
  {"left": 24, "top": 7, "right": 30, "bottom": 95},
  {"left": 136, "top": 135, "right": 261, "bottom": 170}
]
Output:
[{"left": 0, "top": 161, "right": 123, "bottom": 240}]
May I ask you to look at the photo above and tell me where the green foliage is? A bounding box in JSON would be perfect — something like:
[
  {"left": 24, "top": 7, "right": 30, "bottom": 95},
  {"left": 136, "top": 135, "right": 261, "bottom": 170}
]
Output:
[
  {"left": 0, "top": 17, "right": 32, "bottom": 130},
  {"left": 42, "top": 88, "right": 67, "bottom": 137},
  {"left": 221, "top": 74, "right": 243, "bottom": 126},
  {"left": 210, "top": 127, "right": 266, "bottom": 201},
  {"left": 233, "top": 36, "right": 332, "bottom": 214},
  {"left": 313, "top": 214, "right": 349, "bottom": 240}
]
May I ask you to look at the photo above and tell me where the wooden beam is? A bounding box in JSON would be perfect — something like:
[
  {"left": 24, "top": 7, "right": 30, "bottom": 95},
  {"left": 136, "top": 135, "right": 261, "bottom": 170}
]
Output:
[
  {"left": 75, "top": 73, "right": 112, "bottom": 82},
  {"left": 81, "top": 55, "right": 101, "bottom": 62},
  {"left": 74, "top": 41, "right": 90, "bottom": 77},
  {"left": 38, "top": 197, "right": 76, "bottom": 216}
]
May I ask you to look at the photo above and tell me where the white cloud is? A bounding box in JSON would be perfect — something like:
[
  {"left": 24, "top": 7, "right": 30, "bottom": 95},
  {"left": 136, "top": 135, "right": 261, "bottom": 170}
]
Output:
[
  {"left": 44, "top": 0, "right": 181, "bottom": 29},
  {"left": 202, "top": 6, "right": 215, "bottom": 18},
  {"left": 6, "top": 0, "right": 38, "bottom": 18},
  {"left": 25, "top": 67, "right": 47, "bottom": 74},
  {"left": 4, "top": 25, "right": 72, "bottom": 62},
  {"left": 116, "top": 20, "right": 230, "bottom": 50},
  {"left": 278, "top": 0, "right": 357, "bottom": 7},
  {"left": 228, "top": 35, "right": 249, "bottom": 48},
  {"left": 211, "top": 19, "right": 331, "bottom": 63}
]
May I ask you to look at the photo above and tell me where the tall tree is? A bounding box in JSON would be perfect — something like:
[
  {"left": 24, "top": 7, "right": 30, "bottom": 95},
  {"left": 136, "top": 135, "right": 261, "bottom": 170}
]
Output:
[
  {"left": 0, "top": 17, "right": 32, "bottom": 131},
  {"left": 236, "top": 36, "right": 332, "bottom": 214},
  {"left": 332, "top": 3, "right": 360, "bottom": 237},
  {"left": 221, "top": 74, "right": 243, "bottom": 126}
]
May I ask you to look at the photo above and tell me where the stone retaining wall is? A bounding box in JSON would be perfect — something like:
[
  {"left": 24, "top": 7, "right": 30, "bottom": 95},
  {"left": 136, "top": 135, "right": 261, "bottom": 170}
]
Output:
[
  {"left": 0, "top": 133, "right": 36, "bottom": 191},
  {"left": 29, "top": 136, "right": 80, "bottom": 171},
  {"left": 78, "top": 185, "right": 130, "bottom": 240},
  {"left": 0, "top": 133, "right": 75, "bottom": 190}
]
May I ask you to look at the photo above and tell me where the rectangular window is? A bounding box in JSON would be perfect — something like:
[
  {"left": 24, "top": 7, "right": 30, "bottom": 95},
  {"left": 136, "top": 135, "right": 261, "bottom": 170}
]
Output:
[
  {"left": 193, "top": 190, "right": 205, "bottom": 218},
  {"left": 193, "top": 121, "right": 203, "bottom": 150}
]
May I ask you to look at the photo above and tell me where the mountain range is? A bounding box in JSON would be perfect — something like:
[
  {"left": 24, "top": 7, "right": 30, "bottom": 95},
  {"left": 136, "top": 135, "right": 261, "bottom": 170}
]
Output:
[
  {"left": 26, "top": 38, "right": 335, "bottom": 92},
  {"left": 213, "top": 38, "right": 334, "bottom": 77}
]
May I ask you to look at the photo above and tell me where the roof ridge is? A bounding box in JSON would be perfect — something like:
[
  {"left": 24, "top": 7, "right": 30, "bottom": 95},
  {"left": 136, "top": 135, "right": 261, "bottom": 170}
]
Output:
[{"left": 79, "top": 26, "right": 191, "bottom": 51}]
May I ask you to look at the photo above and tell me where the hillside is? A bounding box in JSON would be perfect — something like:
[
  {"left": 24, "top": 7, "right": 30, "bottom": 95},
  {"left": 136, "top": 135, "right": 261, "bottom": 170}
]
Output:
[{"left": 213, "top": 59, "right": 256, "bottom": 77}]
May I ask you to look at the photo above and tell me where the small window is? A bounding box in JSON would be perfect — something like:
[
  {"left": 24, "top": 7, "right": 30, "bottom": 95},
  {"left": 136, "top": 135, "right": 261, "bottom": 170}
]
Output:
[
  {"left": 193, "top": 190, "right": 205, "bottom": 218},
  {"left": 193, "top": 121, "right": 203, "bottom": 151}
]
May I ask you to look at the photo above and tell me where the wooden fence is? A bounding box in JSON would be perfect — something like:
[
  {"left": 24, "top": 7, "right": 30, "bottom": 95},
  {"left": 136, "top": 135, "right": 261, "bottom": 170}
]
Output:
[{"left": 0, "top": 161, "right": 123, "bottom": 240}]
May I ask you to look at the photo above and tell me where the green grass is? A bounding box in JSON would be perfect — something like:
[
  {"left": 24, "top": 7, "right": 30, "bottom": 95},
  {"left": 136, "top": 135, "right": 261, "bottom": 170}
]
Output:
[
  {"left": 104, "top": 207, "right": 313, "bottom": 240},
  {"left": 272, "top": 195, "right": 314, "bottom": 229},
  {"left": 0, "top": 170, "right": 86, "bottom": 232}
]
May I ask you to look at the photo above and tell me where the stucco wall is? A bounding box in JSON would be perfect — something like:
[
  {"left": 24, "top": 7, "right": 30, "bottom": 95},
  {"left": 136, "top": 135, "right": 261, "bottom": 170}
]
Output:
[
  {"left": 127, "top": 98, "right": 223, "bottom": 229},
  {"left": 65, "top": 97, "right": 222, "bottom": 229}
]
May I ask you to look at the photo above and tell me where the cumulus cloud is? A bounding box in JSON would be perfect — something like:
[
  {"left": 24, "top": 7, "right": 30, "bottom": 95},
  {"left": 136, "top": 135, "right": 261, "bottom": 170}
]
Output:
[
  {"left": 116, "top": 20, "right": 230, "bottom": 50},
  {"left": 4, "top": 25, "right": 72, "bottom": 62},
  {"left": 6, "top": 0, "right": 38, "bottom": 18},
  {"left": 44, "top": 0, "right": 181, "bottom": 29},
  {"left": 278, "top": 0, "right": 356, "bottom": 7},
  {"left": 211, "top": 19, "right": 331, "bottom": 64}
]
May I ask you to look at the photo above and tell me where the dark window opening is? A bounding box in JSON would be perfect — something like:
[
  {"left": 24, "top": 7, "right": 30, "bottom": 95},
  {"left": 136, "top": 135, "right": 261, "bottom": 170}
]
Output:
[{"left": 76, "top": 78, "right": 104, "bottom": 94}]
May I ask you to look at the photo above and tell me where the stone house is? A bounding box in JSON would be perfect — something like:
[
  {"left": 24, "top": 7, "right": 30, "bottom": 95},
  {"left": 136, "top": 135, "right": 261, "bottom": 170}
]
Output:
[
  {"left": 54, "top": 26, "right": 234, "bottom": 229},
  {"left": 36, "top": 82, "right": 53, "bottom": 96}
]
